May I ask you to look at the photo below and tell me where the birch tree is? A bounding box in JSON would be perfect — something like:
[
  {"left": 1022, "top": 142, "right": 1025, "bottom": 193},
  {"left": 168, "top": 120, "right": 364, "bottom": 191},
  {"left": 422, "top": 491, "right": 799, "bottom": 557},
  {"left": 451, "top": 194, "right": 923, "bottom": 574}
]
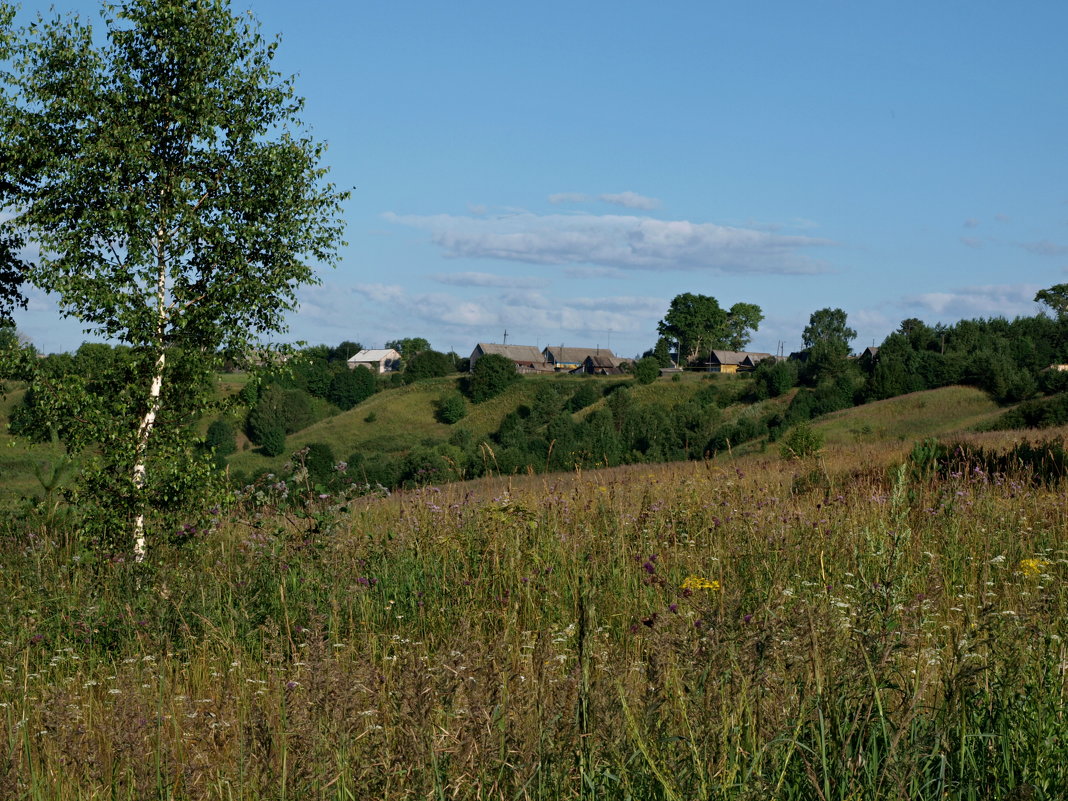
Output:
[{"left": 3, "top": 0, "right": 347, "bottom": 559}]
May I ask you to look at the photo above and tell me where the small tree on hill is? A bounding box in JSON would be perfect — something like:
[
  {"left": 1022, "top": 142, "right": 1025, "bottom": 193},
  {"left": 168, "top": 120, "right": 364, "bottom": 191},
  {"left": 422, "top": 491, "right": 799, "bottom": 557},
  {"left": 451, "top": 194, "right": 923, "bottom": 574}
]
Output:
[
  {"left": 634, "top": 356, "right": 660, "bottom": 385},
  {"left": 466, "top": 354, "right": 520, "bottom": 403}
]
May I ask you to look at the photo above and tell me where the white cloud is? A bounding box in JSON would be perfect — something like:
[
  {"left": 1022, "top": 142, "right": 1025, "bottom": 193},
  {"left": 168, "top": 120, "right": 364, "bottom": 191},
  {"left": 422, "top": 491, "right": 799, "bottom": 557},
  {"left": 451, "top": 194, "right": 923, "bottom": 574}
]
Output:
[
  {"left": 563, "top": 266, "right": 626, "bottom": 279},
  {"left": 960, "top": 236, "right": 984, "bottom": 249},
  {"left": 599, "top": 191, "right": 661, "bottom": 210},
  {"left": 1019, "top": 239, "right": 1068, "bottom": 257},
  {"left": 429, "top": 271, "right": 549, "bottom": 289},
  {"left": 548, "top": 192, "right": 590, "bottom": 204},
  {"left": 384, "top": 211, "right": 833, "bottom": 275},
  {"left": 903, "top": 284, "right": 1041, "bottom": 317},
  {"left": 963, "top": 218, "right": 980, "bottom": 229}
]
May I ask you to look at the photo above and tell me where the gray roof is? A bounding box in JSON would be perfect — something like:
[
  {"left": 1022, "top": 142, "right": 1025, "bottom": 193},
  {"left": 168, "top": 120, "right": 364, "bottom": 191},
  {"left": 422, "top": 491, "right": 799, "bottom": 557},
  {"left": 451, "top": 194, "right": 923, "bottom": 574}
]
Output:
[
  {"left": 473, "top": 343, "right": 546, "bottom": 364},
  {"left": 544, "top": 346, "right": 617, "bottom": 364}
]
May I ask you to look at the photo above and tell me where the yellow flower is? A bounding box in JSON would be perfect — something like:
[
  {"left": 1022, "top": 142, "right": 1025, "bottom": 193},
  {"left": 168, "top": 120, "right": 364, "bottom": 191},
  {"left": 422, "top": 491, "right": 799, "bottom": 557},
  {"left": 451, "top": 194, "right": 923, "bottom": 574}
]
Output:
[
  {"left": 1018, "top": 558, "right": 1049, "bottom": 577},
  {"left": 681, "top": 575, "right": 721, "bottom": 592}
]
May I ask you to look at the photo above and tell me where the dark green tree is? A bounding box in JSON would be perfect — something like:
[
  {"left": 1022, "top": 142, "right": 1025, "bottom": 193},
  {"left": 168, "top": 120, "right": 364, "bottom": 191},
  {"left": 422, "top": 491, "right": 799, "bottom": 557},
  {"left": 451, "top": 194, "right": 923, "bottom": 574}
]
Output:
[
  {"left": 634, "top": 356, "right": 660, "bottom": 384},
  {"left": 724, "top": 302, "right": 765, "bottom": 351},
  {"left": 657, "top": 293, "right": 727, "bottom": 364},
  {"left": 404, "top": 349, "right": 455, "bottom": 382},
  {"left": 2, "top": 0, "right": 347, "bottom": 558},
  {"left": 1035, "top": 283, "right": 1068, "bottom": 321},
  {"left": 386, "top": 337, "right": 431, "bottom": 357},
  {"left": 327, "top": 366, "right": 376, "bottom": 410},
  {"left": 802, "top": 307, "right": 856, "bottom": 383},
  {"left": 466, "top": 353, "right": 520, "bottom": 403}
]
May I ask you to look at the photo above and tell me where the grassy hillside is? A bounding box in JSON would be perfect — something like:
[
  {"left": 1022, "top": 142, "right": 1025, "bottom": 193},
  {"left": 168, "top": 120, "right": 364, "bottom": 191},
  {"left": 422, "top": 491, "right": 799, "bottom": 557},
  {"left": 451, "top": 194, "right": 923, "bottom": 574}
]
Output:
[{"left": 812, "top": 385, "right": 1004, "bottom": 445}]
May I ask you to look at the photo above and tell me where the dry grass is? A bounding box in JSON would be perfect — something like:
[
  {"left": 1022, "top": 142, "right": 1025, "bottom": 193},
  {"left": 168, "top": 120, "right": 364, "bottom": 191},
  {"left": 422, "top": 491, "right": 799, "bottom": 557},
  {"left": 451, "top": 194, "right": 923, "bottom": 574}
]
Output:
[{"left": 2, "top": 431, "right": 1068, "bottom": 798}]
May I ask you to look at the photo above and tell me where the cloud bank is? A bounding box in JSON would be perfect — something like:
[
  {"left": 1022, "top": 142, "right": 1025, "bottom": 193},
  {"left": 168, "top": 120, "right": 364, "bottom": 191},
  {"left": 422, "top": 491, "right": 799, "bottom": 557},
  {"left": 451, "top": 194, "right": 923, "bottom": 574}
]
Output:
[
  {"left": 903, "top": 284, "right": 1041, "bottom": 318},
  {"left": 385, "top": 211, "right": 833, "bottom": 275}
]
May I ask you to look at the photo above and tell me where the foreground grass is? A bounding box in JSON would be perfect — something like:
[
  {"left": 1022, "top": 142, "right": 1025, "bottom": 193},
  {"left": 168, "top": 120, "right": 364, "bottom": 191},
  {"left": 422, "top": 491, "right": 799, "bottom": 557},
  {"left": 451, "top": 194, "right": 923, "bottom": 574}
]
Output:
[{"left": 1, "top": 438, "right": 1067, "bottom": 799}]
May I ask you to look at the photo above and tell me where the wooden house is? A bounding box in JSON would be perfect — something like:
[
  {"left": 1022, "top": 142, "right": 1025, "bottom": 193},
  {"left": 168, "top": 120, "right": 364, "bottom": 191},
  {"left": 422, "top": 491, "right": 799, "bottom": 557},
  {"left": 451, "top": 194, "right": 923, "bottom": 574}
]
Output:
[
  {"left": 706, "top": 350, "right": 775, "bottom": 373},
  {"left": 543, "top": 346, "right": 617, "bottom": 372},
  {"left": 469, "top": 343, "right": 552, "bottom": 373},
  {"left": 347, "top": 348, "right": 402, "bottom": 373},
  {"left": 576, "top": 354, "right": 626, "bottom": 375}
]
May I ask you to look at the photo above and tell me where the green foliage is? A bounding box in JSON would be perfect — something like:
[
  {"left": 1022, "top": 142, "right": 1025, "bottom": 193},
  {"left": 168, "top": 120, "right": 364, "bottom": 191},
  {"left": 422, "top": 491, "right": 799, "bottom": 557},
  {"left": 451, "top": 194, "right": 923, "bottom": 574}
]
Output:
[
  {"left": 657, "top": 293, "right": 727, "bottom": 364},
  {"left": 1035, "top": 283, "right": 1068, "bottom": 320},
  {"left": 751, "top": 358, "right": 798, "bottom": 399},
  {"left": 246, "top": 384, "right": 315, "bottom": 443},
  {"left": 568, "top": 383, "right": 600, "bottom": 411},
  {"left": 1, "top": 0, "right": 347, "bottom": 556},
  {"left": 657, "top": 293, "right": 764, "bottom": 364},
  {"left": 634, "top": 356, "right": 660, "bottom": 385},
  {"left": 465, "top": 353, "right": 521, "bottom": 403},
  {"left": 302, "top": 442, "right": 336, "bottom": 486},
  {"left": 258, "top": 425, "right": 286, "bottom": 457},
  {"left": 205, "top": 419, "right": 236, "bottom": 459},
  {"left": 327, "top": 365, "right": 376, "bottom": 410},
  {"left": 651, "top": 337, "right": 674, "bottom": 367},
  {"left": 779, "top": 422, "right": 824, "bottom": 460},
  {"left": 404, "top": 349, "right": 455, "bottom": 383},
  {"left": 434, "top": 391, "right": 467, "bottom": 424},
  {"left": 987, "top": 392, "right": 1068, "bottom": 431},
  {"left": 328, "top": 340, "right": 362, "bottom": 363},
  {"left": 386, "top": 337, "right": 431, "bottom": 357}
]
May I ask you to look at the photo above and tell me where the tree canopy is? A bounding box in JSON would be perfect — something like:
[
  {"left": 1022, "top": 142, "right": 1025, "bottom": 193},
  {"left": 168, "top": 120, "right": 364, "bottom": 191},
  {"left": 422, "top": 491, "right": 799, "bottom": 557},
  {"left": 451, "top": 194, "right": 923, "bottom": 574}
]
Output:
[
  {"left": 656, "top": 293, "right": 763, "bottom": 364},
  {"left": 1, "top": 0, "right": 348, "bottom": 557},
  {"left": 1035, "top": 283, "right": 1068, "bottom": 321}
]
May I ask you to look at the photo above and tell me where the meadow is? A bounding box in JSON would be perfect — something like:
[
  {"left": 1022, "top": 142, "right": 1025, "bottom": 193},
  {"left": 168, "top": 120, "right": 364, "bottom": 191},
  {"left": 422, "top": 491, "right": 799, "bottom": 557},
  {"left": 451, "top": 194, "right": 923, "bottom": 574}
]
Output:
[{"left": 1, "top": 419, "right": 1067, "bottom": 799}]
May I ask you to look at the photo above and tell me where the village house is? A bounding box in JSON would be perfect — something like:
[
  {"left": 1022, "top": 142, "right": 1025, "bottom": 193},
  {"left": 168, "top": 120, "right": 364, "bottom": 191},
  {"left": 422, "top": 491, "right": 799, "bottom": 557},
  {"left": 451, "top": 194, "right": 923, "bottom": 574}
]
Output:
[
  {"left": 469, "top": 343, "right": 553, "bottom": 373},
  {"left": 542, "top": 346, "right": 617, "bottom": 372},
  {"left": 574, "top": 354, "right": 627, "bottom": 375},
  {"left": 706, "top": 350, "right": 777, "bottom": 373},
  {"left": 347, "top": 348, "right": 402, "bottom": 373}
]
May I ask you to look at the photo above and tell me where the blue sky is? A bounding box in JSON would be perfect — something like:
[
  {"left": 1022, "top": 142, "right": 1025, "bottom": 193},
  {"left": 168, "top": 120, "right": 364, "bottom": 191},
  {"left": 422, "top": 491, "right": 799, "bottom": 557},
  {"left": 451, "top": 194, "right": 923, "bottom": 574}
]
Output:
[{"left": 10, "top": 0, "right": 1068, "bottom": 357}]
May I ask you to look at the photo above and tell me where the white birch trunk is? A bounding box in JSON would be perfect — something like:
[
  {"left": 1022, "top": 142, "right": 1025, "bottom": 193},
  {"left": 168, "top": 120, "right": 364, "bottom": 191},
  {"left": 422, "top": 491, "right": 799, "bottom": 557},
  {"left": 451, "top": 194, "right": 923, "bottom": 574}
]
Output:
[{"left": 132, "top": 233, "right": 168, "bottom": 562}]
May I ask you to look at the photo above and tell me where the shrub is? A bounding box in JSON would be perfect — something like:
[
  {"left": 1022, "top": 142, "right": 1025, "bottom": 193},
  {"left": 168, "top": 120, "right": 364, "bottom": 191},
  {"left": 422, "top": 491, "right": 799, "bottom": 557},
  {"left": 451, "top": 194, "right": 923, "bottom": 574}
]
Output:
[
  {"left": 568, "top": 383, "right": 600, "bottom": 411},
  {"left": 435, "top": 392, "right": 467, "bottom": 424},
  {"left": 634, "top": 356, "right": 660, "bottom": 385},
  {"left": 246, "top": 384, "right": 315, "bottom": 443},
  {"left": 303, "top": 442, "right": 336, "bottom": 485},
  {"left": 205, "top": 419, "right": 236, "bottom": 456},
  {"left": 404, "top": 350, "right": 455, "bottom": 382},
  {"left": 327, "top": 366, "right": 376, "bottom": 410},
  {"left": 259, "top": 426, "right": 286, "bottom": 457},
  {"left": 779, "top": 422, "right": 824, "bottom": 460}
]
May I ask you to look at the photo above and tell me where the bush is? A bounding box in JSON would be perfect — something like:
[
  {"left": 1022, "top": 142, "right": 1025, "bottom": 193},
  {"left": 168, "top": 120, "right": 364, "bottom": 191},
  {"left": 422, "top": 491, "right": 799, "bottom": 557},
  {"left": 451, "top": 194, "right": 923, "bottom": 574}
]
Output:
[
  {"left": 327, "top": 366, "right": 376, "bottom": 410},
  {"left": 465, "top": 353, "right": 520, "bottom": 403},
  {"left": 779, "top": 423, "right": 824, "bottom": 460},
  {"left": 259, "top": 426, "right": 286, "bottom": 457},
  {"left": 303, "top": 442, "right": 336, "bottom": 485},
  {"left": 435, "top": 392, "right": 467, "bottom": 424},
  {"left": 204, "top": 419, "right": 236, "bottom": 464},
  {"left": 246, "top": 384, "right": 315, "bottom": 443},
  {"left": 404, "top": 350, "right": 455, "bottom": 383},
  {"left": 568, "top": 383, "right": 600, "bottom": 411},
  {"left": 634, "top": 356, "right": 660, "bottom": 385}
]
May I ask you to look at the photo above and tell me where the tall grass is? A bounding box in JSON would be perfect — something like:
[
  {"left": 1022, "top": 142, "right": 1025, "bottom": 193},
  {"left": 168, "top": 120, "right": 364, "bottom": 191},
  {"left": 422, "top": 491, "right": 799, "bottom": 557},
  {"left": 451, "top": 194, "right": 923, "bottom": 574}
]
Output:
[{"left": 1, "top": 442, "right": 1067, "bottom": 798}]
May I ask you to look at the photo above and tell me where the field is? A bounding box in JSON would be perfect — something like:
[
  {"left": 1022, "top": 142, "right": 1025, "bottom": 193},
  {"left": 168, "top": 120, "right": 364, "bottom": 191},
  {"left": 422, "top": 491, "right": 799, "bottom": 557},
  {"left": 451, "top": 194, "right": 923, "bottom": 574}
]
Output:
[{"left": 1, "top": 398, "right": 1067, "bottom": 798}]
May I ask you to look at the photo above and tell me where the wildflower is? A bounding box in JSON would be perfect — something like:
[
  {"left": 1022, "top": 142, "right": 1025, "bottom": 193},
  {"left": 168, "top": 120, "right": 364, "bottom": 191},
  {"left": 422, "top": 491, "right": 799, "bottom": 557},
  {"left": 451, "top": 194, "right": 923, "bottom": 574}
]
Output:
[
  {"left": 1019, "top": 558, "right": 1049, "bottom": 577},
  {"left": 681, "top": 575, "right": 721, "bottom": 592}
]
